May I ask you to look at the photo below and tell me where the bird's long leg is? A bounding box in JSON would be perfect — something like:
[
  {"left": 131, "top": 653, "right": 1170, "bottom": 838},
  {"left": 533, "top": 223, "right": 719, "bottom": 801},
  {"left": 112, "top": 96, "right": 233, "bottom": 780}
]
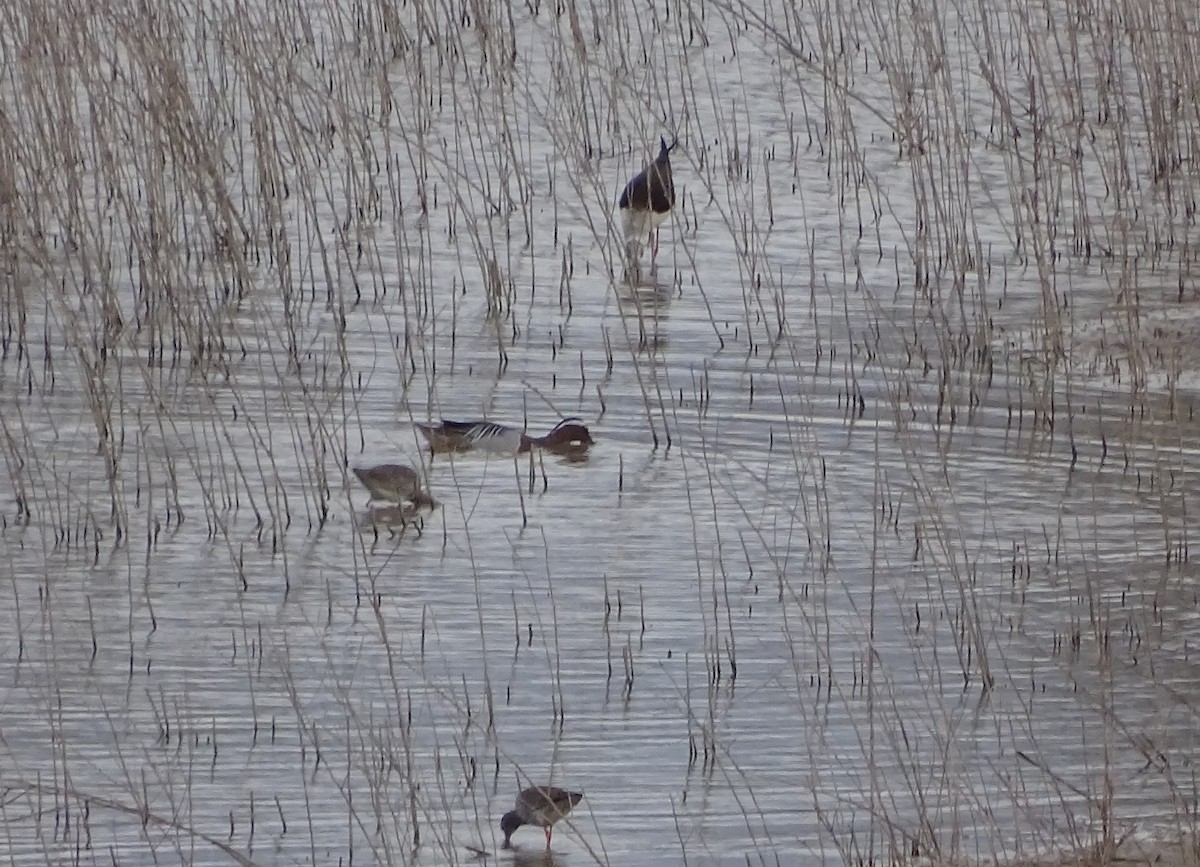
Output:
[
  {"left": 513, "top": 456, "right": 528, "bottom": 528},
  {"left": 544, "top": 826, "right": 552, "bottom": 849},
  {"left": 624, "top": 237, "right": 641, "bottom": 284}
]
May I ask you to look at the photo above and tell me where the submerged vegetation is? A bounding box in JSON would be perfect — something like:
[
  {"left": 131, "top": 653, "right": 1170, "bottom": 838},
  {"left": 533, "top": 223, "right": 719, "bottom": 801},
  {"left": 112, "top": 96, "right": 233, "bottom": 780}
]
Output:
[{"left": 0, "top": 0, "right": 1198, "bottom": 863}]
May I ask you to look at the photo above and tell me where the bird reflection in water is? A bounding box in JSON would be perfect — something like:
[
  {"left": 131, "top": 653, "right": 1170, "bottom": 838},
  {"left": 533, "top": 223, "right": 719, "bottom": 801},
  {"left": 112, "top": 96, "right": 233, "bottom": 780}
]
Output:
[
  {"left": 356, "top": 502, "right": 426, "bottom": 538},
  {"left": 462, "top": 846, "right": 570, "bottom": 866},
  {"left": 510, "top": 848, "right": 570, "bottom": 867}
]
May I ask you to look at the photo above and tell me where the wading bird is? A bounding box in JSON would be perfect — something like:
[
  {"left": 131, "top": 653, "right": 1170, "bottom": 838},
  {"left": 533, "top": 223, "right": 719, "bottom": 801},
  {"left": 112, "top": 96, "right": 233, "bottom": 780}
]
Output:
[
  {"left": 619, "top": 136, "right": 677, "bottom": 272},
  {"left": 352, "top": 464, "right": 438, "bottom": 510},
  {"left": 500, "top": 786, "right": 584, "bottom": 850}
]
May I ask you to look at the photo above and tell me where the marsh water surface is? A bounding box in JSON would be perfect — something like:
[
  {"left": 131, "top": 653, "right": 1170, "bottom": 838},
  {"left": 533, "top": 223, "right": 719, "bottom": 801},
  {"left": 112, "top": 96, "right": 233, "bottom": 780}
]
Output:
[{"left": 2, "top": 0, "right": 1199, "bottom": 864}]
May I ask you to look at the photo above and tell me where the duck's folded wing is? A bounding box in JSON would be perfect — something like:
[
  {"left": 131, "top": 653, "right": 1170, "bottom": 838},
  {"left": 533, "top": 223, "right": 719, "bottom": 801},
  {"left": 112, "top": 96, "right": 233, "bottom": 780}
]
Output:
[{"left": 459, "top": 421, "right": 513, "bottom": 443}]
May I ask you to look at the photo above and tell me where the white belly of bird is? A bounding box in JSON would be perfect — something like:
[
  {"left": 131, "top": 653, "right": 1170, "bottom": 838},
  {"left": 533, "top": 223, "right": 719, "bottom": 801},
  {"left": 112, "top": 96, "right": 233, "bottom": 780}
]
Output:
[{"left": 622, "top": 207, "right": 669, "bottom": 240}]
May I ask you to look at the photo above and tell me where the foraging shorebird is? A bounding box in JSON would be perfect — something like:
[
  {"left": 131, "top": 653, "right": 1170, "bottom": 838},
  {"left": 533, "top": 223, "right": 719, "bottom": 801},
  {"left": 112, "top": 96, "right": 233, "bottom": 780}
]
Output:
[
  {"left": 352, "top": 464, "right": 438, "bottom": 510},
  {"left": 619, "top": 136, "right": 677, "bottom": 270},
  {"left": 500, "top": 786, "right": 584, "bottom": 850},
  {"left": 414, "top": 419, "right": 594, "bottom": 456}
]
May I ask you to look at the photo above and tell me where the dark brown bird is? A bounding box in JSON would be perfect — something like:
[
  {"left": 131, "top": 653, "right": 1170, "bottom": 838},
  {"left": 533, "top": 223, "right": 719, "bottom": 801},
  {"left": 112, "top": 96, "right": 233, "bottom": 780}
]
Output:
[
  {"left": 500, "top": 786, "right": 584, "bottom": 850},
  {"left": 619, "top": 136, "right": 677, "bottom": 269}
]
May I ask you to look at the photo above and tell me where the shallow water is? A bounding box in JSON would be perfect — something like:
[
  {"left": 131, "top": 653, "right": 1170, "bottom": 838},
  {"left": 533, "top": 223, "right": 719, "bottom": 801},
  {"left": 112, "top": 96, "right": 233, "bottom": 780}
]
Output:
[{"left": 2, "top": 0, "right": 1199, "bottom": 864}]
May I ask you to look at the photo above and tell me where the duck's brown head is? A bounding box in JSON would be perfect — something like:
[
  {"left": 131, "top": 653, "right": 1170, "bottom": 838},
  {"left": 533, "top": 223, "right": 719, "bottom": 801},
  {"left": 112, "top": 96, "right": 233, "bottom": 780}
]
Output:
[{"left": 533, "top": 419, "right": 594, "bottom": 453}]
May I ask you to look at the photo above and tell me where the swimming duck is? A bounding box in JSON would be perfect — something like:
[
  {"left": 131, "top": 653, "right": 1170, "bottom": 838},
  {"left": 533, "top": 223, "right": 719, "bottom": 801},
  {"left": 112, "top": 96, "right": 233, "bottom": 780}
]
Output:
[{"left": 415, "top": 418, "right": 594, "bottom": 456}]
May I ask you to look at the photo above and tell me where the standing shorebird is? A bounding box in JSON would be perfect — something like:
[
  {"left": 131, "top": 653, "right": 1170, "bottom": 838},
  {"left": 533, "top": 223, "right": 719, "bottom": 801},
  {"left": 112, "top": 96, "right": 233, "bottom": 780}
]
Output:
[
  {"left": 352, "top": 464, "right": 438, "bottom": 510},
  {"left": 415, "top": 419, "right": 594, "bottom": 457},
  {"left": 500, "top": 786, "right": 584, "bottom": 850},
  {"left": 619, "top": 136, "right": 677, "bottom": 272}
]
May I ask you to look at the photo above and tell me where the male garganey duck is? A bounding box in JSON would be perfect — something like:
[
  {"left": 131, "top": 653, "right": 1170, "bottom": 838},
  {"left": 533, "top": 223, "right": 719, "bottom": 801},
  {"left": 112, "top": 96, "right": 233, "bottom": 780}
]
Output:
[{"left": 414, "top": 418, "right": 594, "bottom": 457}]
